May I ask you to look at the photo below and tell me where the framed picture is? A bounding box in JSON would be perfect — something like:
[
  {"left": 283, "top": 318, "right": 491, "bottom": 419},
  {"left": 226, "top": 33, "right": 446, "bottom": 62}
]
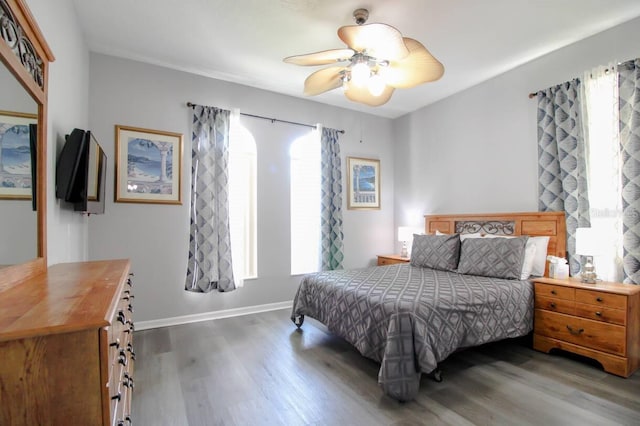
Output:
[
  {"left": 347, "top": 156, "right": 380, "bottom": 209},
  {"left": 115, "top": 125, "right": 183, "bottom": 204},
  {"left": 0, "top": 110, "right": 37, "bottom": 199}
]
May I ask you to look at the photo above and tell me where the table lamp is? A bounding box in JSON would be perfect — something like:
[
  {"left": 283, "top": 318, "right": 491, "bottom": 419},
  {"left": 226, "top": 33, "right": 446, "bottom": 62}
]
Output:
[
  {"left": 575, "top": 227, "right": 600, "bottom": 284},
  {"left": 398, "top": 227, "right": 414, "bottom": 258}
]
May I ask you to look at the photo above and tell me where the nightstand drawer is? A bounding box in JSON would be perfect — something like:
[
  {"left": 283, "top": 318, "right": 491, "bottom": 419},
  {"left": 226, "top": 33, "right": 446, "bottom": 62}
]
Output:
[
  {"left": 535, "top": 295, "right": 574, "bottom": 315},
  {"left": 575, "top": 289, "right": 626, "bottom": 309},
  {"left": 534, "top": 283, "right": 575, "bottom": 300},
  {"left": 574, "top": 302, "right": 626, "bottom": 326},
  {"left": 535, "top": 310, "right": 625, "bottom": 356}
]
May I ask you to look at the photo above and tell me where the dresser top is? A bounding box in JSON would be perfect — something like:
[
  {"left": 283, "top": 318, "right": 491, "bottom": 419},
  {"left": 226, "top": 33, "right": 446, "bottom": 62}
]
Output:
[
  {"left": 534, "top": 276, "right": 640, "bottom": 295},
  {"left": 0, "top": 259, "right": 130, "bottom": 342}
]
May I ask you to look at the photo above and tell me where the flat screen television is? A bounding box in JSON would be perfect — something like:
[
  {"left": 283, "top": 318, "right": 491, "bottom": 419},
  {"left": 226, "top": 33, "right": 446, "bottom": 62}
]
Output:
[{"left": 55, "top": 128, "right": 106, "bottom": 215}]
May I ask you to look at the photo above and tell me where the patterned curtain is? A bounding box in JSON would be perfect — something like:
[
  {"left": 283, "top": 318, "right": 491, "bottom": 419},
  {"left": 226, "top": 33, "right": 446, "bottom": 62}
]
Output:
[
  {"left": 537, "top": 79, "right": 591, "bottom": 274},
  {"left": 619, "top": 59, "right": 640, "bottom": 284},
  {"left": 320, "top": 127, "right": 344, "bottom": 270},
  {"left": 185, "top": 105, "right": 236, "bottom": 292}
]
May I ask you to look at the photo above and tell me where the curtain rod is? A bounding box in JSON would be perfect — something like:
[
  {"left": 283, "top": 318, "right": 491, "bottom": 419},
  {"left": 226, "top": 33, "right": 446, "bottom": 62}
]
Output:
[
  {"left": 186, "top": 102, "right": 345, "bottom": 134},
  {"left": 529, "top": 64, "right": 620, "bottom": 99}
]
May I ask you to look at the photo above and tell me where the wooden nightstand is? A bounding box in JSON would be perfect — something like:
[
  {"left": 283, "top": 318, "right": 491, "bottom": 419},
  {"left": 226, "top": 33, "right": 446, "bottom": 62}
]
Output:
[
  {"left": 377, "top": 254, "right": 410, "bottom": 266},
  {"left": 532, "top": 276, "right": 640, "bottom": 377}
]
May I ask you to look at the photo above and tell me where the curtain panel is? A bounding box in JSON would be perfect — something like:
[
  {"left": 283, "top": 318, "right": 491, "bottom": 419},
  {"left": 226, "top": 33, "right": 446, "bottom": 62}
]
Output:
[
  {"left": 619, "top": 59, "right": 640, "bottom": 284},
  {"left": 320, "top": 127, "right": 344, "bottom": 270},
  {"left": 537, "top": 79, "right": 591, "bottom": 274},
  {"left": 185, "top": 105, "right": 236, "bottom": 292}
]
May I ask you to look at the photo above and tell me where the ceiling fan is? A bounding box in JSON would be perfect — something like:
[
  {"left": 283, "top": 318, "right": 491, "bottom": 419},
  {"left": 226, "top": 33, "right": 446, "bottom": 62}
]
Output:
[{"left": 283, "top": 8, "right": 444, "bottom": 107}]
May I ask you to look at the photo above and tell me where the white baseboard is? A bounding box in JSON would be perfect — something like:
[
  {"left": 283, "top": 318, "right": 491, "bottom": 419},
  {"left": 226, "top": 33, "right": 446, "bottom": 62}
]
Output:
[{"left": 135, "top": 300, "right": 293, "bottom": 331}]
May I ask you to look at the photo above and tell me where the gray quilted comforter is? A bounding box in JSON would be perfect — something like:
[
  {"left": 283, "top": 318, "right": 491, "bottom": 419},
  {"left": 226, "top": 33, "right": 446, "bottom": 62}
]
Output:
[{"left": 291, "top": 264, "right": 534, "bottom": 401}]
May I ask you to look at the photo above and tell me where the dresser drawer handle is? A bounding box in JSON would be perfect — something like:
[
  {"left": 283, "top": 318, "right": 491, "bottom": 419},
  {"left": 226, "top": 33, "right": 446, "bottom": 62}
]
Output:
[
  {"left": 549, "top": 302, "right": 556, "bottom": 309},
  {"left": 109, "top": 338, "right": 121, "bottom": 349},
  {"left": 595, "top": 311, "right": 602, "bottom": 317},
  {"left": 566, "top": 325, "right": 584, "bottom": 336},
  {"left": 551, "top": 290, "right": 557, "bottom": 295},
  {"left": 111, "top": 392, "right": 122, "bottom": 401},
  {"left": 596, "top": 297, "right": 603, "bottom": 302}
]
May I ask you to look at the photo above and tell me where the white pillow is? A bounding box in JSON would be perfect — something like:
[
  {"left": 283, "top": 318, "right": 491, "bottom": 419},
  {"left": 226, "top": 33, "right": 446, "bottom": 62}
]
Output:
[
  {"left": 529, "top": 236, "right": 550, "bottom": 276},
  {"left": 435, "top": 230, "right": 483, "bottom": 241}
]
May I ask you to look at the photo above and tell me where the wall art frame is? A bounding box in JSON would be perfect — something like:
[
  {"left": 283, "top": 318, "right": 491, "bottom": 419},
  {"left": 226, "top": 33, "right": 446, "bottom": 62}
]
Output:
[
  {"left": 115, "top": 124, "right": 183, "bottom": 204},
  {"left": 0, "top": 110, "right": 37, "bottom": 199},
  {"left": 347, "top": 156, "right": 380, "bottom": 210}
]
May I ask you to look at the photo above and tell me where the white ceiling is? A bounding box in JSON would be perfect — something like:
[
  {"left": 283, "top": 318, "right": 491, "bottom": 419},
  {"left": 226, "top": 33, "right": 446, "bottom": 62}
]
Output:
[{"left": 71, "top": 0, "right": 640, "bottom": 119}]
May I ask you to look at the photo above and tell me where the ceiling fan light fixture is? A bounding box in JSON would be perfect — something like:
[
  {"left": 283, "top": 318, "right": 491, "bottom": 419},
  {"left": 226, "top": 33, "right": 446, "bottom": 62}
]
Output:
[
  {"left": 368, "top": 73, "right": 385, "bottom": 97},
  {"left": 284, "top": 8, "right": 444, "bottom": 107},
  {"left": 351, "top": 61, "right": 371, "bottom": 87}
]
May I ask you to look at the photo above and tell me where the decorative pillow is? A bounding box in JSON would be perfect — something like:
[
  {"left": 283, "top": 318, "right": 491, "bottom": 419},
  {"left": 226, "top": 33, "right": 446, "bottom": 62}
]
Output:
[
  {"left": 410, "top": 234, "right": 460, "bottom": 271},
  {"left": 457, "top": 236, "right": 529, "bottom": 280},
  {"left": 482, "top": 234, "right": 537, "bottom": 280}
]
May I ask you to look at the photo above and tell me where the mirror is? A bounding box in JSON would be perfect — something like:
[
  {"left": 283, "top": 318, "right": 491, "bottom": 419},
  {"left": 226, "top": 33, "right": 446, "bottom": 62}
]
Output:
[
  {"left": 0, "top": 62, "right": 38, "bottom": 266},
  {"left": 0, "top": 0, "right": 54, "bottom": 286}
]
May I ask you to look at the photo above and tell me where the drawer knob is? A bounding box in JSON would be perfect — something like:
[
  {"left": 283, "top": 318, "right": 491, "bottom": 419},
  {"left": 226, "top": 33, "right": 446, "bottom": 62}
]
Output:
[
  {"left": 566, "top": 325, "right": 585, "bottom": 336},
  {"left": 110, "top": 338, "right": 121, "bottom": 349},
  {"left": 549, "top": 302, "right": 556, "bottom": 309},
  {"left": 118, "top": 354, "right": 128, "bottom": 366},
  {"left": 111, "top": 392, "right": 122, "bottom": 401},
  {"left": 595, "top": 311, "right": 602, "bottom": 317},
  {"left": 596, "top": 297, "right": 603, "bottom": 302},
  {"left": 126, "top": 415, "right": 133, "bottom": 425},
  {"left": 551, "top": 290, "right": 557, "bottom": 295}
]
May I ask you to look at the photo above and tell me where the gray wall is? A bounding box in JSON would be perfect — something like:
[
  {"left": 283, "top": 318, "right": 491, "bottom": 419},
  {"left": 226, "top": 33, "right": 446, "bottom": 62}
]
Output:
[
  {"left": 28, "top": 0, "right": 91, "bottom": 265},
  {"left": 393, "top": 16, "right": 640, "bottom": 240},
  {"left": 87, "top": 53, "right": 395, "bottom": 322}
]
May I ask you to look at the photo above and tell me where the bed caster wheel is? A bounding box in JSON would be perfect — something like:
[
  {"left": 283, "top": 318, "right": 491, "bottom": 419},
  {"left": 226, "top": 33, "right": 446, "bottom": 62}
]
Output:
[
  {"left": 431, "top": 369, "right": 443, "bottom": 382},
  {"left": 293, "top": 315, "right": 305, "bottom": 328}
]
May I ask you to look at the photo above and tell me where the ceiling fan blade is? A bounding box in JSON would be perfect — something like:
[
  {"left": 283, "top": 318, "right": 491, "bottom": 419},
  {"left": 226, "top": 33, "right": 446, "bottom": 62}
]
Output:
[
  {"left": 344, "top": 81, "right": 394, "bottom": 106},
  {"left": 380, "top": 38, "right": 444, "bottom": 88},
  {"left": 284, "top": 48, "right": 355, "bottom": 66},
  {"left": 304, "top": 66, "right": 345, "bottom": 96},
  {"left": 338, "top": 23, "right": 409, "bottom": 60}
]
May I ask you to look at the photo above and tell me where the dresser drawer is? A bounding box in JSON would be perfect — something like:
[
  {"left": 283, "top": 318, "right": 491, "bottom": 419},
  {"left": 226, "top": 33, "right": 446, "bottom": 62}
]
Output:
[
  {"left": 535, "top": 283, "right": 575, "bottom": 300},
  {"left": 574, "top": 302, "right": 626, "bottom": 326},
  {"left": 535, "top": 310, "right": 625, "bottom": 356},
  {"left": 575, "top": 289, "right": 626, "bottom": 309},
  {"left": 535, "top": 295, "right": 575, "bottom": 315}
]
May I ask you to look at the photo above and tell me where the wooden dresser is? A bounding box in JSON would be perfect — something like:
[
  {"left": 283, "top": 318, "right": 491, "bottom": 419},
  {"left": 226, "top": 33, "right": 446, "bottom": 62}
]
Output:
[
  {"left": 0, "top": 259, "right": 134, "bottom": 425},
  {"left": 377, "top": 254, "right": 410, "bottom": 266},
  {"left": 533, "top": 277, "right": 640, "bottom": 377}
]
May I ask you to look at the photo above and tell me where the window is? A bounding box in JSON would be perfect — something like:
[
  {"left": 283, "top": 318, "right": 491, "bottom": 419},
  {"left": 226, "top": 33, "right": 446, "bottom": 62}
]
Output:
[
  {"left": 290, "top": 129, "right": 321, "bottom": 275},
  {"left": 229, "top": 117, "right": 257, "bottom": 280},
  {"left": 583, "top": 66, "right": 622, "bottom": 281}
]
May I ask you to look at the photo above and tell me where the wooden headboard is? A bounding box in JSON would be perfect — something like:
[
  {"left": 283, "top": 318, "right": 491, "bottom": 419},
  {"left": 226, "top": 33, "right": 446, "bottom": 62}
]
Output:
[{"left": 424, "top": 211, "right": 567, "bottom": 262}]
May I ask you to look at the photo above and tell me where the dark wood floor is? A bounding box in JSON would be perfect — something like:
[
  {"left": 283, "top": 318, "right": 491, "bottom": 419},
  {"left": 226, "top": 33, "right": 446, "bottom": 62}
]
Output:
[{"left": 132, "top": 308, "right": 640, "bottom": 425}]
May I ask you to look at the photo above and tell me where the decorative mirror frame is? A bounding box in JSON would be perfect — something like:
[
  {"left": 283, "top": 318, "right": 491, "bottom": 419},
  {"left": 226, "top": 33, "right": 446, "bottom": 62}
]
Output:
[{"left": 0, "top": 0, "right": 54, "bottom": 288}]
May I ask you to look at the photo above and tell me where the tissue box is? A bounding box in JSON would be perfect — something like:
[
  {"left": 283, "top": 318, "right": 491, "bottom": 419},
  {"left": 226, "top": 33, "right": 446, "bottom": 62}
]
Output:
[{"left": 549, "top": 262, "right": 569, "bottom": 279}]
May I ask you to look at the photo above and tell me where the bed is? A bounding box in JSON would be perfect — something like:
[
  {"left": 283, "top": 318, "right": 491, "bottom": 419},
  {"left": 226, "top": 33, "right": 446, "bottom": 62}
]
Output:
[{"left": 291, "top": 212, "right": 566, "bottom": 401}]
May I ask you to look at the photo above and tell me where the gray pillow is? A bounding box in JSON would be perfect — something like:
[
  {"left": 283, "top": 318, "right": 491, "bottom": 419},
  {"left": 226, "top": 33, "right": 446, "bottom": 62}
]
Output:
[
  {"left": 410, "top": 234, "right": 460, "bottom": 271},
  {"left": 457, "top": 236, "right": 529, "bottom": 280}
]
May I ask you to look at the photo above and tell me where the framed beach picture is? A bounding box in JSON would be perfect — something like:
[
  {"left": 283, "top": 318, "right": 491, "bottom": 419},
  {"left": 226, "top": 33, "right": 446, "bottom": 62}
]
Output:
[
  {"left": 115, "top": 125, "right": 183, "bottom": 204},
  {"left": 347, "top": 157, "right": 380, "bottom": 209},
  {"left": 0, "top": 110, "right": 37, "bottom": 200}
]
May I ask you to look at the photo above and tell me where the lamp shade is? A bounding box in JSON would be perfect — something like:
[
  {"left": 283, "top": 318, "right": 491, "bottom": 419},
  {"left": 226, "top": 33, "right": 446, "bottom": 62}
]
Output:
[
  {"left": 575, "top": 227, "right": 601, "bottom": 255},
  {"left": 398, "top": 226, "right": 414, "bottom": 242}
]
